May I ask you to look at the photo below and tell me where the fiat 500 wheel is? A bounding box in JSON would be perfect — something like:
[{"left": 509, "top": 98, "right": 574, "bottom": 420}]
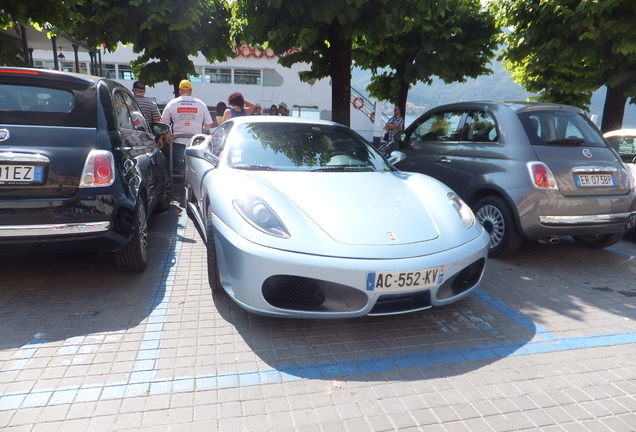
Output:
[
  {"left": 572, "top": 232, "right": 624, "bottom": 249},
  {"left": 115, "top": 202, "right": 149, "bottom": 272},
  {"left": 474, "top": 196, "right": 522, "bottom": 258},
  {"left": 154, "top": 168, "right": 172, "bottom": 214}
]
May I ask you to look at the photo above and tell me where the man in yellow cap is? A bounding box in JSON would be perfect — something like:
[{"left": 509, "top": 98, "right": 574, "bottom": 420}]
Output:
[{"left": 161, "top": 79, "right": 213, "bottom": 177}]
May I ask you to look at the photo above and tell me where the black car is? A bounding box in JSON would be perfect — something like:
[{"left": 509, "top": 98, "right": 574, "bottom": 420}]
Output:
[{"left": 0, "top": 67, "right": 171, "bottom": 271}]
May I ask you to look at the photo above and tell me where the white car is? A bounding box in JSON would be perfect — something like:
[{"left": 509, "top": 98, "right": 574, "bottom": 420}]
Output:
[
  {"left": 604, "top": 129, "right": 636, "bottom": 177},
  {"left": 184, "top": 116, "right": 489, "bottom": 318}
]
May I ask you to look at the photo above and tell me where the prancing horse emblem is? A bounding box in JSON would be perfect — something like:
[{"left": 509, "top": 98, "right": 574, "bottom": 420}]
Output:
[{"left": 387, "top": 232, "right": 396, "bottom": 240}]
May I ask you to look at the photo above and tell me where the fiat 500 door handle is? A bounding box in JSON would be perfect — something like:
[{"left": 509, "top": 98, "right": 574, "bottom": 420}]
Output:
[{"left": 436, "top": 157, "right": 452, "bottom": 164}]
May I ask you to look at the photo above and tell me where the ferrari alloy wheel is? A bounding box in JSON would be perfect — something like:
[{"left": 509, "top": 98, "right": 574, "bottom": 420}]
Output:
[
  {"left": 206, "top": 204, "right": 222, "bottom": 292},
  {"left": 474, "top": 196, "right": 522, "bottom": 258}
]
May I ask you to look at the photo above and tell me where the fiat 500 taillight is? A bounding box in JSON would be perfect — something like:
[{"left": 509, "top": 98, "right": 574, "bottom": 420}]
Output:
[
  {"left": 527, "top": 161, "right": 558, "bottom": 189},
  {"left": 80, "top": 150, "right": 115, "bottom": 187}
]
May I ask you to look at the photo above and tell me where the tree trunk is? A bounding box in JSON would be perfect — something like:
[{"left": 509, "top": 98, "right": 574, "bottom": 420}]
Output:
[
  {"left": 171, "top": 76, "right": 180, "bottom": 99},
  {"left": 395, "top": 66, "right": 409, "bottom": 122},
  {"left": 329, "top": 23, "right": 352, "bottom": 127},
  {"left": 600, "top": 84, "right": 627, "bottom": 133}
]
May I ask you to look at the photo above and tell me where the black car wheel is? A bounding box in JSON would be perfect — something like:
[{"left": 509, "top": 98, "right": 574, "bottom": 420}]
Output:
[
  {"left": 206, "top": 204, "right": 222, "bottom": 292},
  {"left": 115, "top": 202, "right": 149, "bottom": 272},
  {"left": 474, "top": 196, "right": 523, "bottom": 258},
  {"left": 154, "top": 168, "right": 172, "bottom": 214},
  {"left": 572, "top": 232, "right": 624, "bottom": 249}
]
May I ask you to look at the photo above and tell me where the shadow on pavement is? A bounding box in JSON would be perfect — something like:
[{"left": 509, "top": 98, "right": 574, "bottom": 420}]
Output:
[
  {"left": 0, "top": 202, "right": 183, "bottom": 351},
  {"left": 211, "top": 278, "right": 539, "bottom": 380}
]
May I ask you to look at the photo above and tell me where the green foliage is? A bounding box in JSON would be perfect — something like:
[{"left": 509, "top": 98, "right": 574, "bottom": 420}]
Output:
[
  {"left": 0, "top": 0, "right": 79, "bottom": 29},
  {"left": 492, "top": 0, "right": 636, "bottom": 128},
  {"left": 62, "top": 0, "right": 234, "bottom": 93},
  {"left": 232, "top": 0, "right": 497, "bottom": 125},
  {"left": 0, "top": 0, "right": 82, "bottom": 66},
  {"left": 358, "top": 0, "right": 498, "bottom": 111}
]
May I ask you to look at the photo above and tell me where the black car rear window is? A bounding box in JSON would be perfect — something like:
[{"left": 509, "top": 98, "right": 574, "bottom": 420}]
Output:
[
  {"left": 0, "top": 84, "right": 74, "bottom": 112},
  {"left": 0, "top": 83, "right": 96, "bottom": 127},
  {"left": 518, "top": 109, "right": 606, "bottom": 147}
]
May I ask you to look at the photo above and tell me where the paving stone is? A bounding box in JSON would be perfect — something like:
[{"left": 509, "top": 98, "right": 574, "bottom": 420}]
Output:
[{"left": 2, "top": 204, "right": 636, "bottom": 431}]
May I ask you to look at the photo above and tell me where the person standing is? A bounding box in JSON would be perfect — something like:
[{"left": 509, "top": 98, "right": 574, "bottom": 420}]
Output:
[
  {"left": 161, "top": 79, "right": 213, "bottom": 176},
  {"left": 213, "top": 101, "right": 227, "bottom": 127},
  {"left": 221, "top": 92, "right": 255, "bottom": 122},
  {"left": 383, "top": 106, "right": 404, "bottom": 142},
  {"left": 269, "top": 104, "right": 279, "bottom": 116},
  {"left": 253, "top": 103, "right": 263, "bottom": 115},
  {"left": 131, "top": 81, "right": 161, "bottom": 127},
  {"left": 278, "top": 102, "right": 290, "bottom": 116}
]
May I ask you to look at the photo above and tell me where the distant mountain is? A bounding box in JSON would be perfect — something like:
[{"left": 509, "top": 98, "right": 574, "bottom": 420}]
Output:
[{"left": 352, "top": 62, "right": 636, "bottom": 128}]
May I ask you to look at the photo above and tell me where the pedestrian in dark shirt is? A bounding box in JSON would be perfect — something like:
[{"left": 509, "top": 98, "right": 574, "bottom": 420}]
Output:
[{"left": 131, "top": 81, "right": 161, "bottom": 127}]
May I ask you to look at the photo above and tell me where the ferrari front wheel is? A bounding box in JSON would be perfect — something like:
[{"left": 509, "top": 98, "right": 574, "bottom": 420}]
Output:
[{"left": 205, "top": 204, "right": 222, "bottom": 292}]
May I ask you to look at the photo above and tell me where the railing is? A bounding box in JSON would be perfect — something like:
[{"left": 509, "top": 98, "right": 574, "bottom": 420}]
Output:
[{"left": 350, "top": 87, "right": 390, "bottom": 126}]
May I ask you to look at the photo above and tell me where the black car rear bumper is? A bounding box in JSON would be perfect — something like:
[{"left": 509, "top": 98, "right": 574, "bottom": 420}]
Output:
[{"left": 0, "top": 221, "right": 110, "bottom": 237}]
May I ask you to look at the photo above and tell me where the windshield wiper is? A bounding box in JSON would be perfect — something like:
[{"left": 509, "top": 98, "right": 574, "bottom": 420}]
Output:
[
  {"left": 545, "top": 138, "right": 585, "bottom": 146},
  {"left": 232, "top": 164, "right": 280, "bottom": 171},
  {"left": 311, "top": 166, "right": 374, "bottom": 172}
]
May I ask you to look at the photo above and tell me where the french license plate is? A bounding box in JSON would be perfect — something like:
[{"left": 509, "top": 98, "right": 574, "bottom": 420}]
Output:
[
  {"left": 575, "top": 173, "right": 616, "bottom": 187},
  {"left": 366, "top": 266, "right": 445, "bottom": 291},
  {"left": 0, "top": 165, "right": 44, "bottom": 183}
]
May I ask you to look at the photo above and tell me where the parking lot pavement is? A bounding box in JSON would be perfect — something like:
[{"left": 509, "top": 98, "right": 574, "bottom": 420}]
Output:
[{"left": 1, "top": 199, "right": 636, "bottom": 431}]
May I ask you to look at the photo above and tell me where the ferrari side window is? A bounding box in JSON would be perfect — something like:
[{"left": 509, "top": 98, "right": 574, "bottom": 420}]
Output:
[{"left": 210, "top": 124, "right": 229, "bottom": 156}]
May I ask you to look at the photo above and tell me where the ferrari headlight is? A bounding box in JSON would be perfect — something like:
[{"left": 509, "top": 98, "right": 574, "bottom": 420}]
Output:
[
  {"left": 233, "top": 196, "right": 290, "bottom": 238},
  {"left": 448, "top": 192, "right": 475, "bottom": 229}
]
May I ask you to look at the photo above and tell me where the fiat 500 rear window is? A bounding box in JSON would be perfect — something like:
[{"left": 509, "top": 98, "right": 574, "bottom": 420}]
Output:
[{"left": 0, "top": 84, "right": 74, "bottom": 113}]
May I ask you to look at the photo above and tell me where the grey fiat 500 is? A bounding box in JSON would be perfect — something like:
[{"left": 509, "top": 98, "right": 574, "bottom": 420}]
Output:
[{"left": 392, "top": 101, "right": 636, "bottom": 257}]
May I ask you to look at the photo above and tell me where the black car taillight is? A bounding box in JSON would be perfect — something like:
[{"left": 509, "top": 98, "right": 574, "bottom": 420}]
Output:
[{"left": 80, "top": 150, "right": 115, "bottom": 187}]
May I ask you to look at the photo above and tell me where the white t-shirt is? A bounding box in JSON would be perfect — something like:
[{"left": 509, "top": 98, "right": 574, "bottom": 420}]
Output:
[{"left": 161, "top": 96, "right": 213, "bottom": 144}]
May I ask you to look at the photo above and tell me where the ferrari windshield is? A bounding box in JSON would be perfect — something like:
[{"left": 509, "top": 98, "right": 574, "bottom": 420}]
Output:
[{"left": 226, "top": 122, "right": 393, "bottom": 172}]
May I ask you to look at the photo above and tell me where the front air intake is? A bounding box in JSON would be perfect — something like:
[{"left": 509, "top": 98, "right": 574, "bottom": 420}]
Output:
[{"left": 262, "top": 275, "right": 326, "bottom": 310}]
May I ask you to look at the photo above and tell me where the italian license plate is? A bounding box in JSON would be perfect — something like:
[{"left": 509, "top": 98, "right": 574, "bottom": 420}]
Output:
[
  {"left": 0, "top": 165, "right": 44, "bottom": 184},
  {"left": 575, "top": 173, "right": 616, "bottom": 187},
  {"left": 366, "top": 266, "right": 445, "bottom": 291}
]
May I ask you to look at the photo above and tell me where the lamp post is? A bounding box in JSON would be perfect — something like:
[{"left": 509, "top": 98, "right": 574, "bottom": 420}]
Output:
[{"left": 58, "top": 48, "right": 65, "bottom": 70}]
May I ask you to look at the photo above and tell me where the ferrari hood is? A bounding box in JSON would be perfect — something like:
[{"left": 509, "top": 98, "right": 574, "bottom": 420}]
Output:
[{"left": 256, "top": 171, "right": 441, "bottom": 246}]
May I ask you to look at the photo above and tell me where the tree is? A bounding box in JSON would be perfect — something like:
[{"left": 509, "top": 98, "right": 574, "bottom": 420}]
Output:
[
  {"left": 491, "top": 0, "right": 636, "bottom": 132},
  {"left": 63, "top": 0, "right": 233, "bottom": 96},
  {"left": 233, "top": 0, "right": 450, "bottom": 127},
  {"left": 356, "top": 0, "right": 498, "bottom": 118},
  {"left": 0, "top": 0, "right": 79, "bottom": 66}
]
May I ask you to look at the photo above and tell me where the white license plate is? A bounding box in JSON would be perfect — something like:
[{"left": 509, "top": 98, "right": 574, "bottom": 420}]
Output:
[
  {"left": 0, "top": 165, "right": 44, "bottom": 183},
  {"left": 366, "top": 266, "right": 445, "bottom": 291},
  {"left": 575, "top": 173, "right": 616, "bottom": 187}
]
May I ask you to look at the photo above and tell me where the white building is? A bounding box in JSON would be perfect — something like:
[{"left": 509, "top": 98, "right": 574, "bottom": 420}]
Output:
[{"left": 31, "top": 43, "right": 383, "bottom": 141}]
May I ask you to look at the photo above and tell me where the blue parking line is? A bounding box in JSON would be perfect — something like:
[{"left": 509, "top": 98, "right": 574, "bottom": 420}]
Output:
[
  {"left": 607, "top": 246, "right": 636, "bottom": 260},
  {"left": 129, "top": 214, "right": 186, "bottom": 385},
  {"left": 2, "top": 218, "right": 636, "bottom": 411},
  {"left": 6, "top": 337, "right": 47, "bottom": 372}
]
